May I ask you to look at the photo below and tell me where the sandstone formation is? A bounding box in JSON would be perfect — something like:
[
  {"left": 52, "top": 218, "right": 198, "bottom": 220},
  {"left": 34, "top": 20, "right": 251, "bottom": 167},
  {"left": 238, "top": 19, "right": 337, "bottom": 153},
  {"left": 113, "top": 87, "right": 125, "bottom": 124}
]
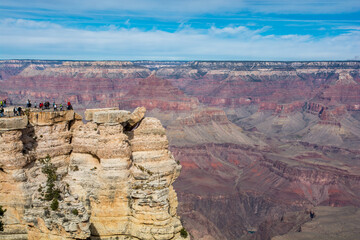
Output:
[{"left": 0, "top": 108, "right": 188, "bottom": 240}]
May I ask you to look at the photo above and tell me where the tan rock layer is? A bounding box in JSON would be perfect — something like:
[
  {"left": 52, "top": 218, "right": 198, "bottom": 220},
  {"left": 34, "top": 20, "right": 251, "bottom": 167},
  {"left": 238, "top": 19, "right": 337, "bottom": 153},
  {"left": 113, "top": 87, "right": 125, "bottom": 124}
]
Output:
[{"left": 0, "top": 107, "right": 188, "bottom": 240}]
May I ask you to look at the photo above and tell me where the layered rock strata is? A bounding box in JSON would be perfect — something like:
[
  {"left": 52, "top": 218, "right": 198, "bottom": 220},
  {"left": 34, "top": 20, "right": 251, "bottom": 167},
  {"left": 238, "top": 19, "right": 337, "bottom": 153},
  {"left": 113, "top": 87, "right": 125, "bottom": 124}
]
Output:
[
  {"left": 0, "top": 107, "right": 187, "bottom": 240},
  {"left": 1, "top": 60, "right": 360, "bottom": 239}
]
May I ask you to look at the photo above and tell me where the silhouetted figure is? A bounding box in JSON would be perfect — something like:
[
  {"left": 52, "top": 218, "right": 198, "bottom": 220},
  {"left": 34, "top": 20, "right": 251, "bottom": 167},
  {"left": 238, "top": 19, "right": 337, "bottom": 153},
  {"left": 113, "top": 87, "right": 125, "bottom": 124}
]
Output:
[
  {"left": 310, "top": 210, "right": 315, "bottom": 219},
  {"left": 44, "top": 101, "right": 50, "bottom": 109},
  {"left": 18, "top": 107, "right": 22, "bottom": 116},
  {"left": 0, "top": 107, "right": 4, "bottom": 117}
]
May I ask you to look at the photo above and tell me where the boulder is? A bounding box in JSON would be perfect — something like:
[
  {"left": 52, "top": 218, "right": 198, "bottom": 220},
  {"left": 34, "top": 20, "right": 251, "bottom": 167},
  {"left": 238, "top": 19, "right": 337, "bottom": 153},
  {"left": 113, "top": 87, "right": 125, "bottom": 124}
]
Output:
[
  {"left": 84, "top": 108, "right": 118, "bottom": 121},
  {"left": 92, "top": 110, "right": 131, "bottom": 124},
  {"left": 128, "top": 106, "right": 146, "bottom": 127}
]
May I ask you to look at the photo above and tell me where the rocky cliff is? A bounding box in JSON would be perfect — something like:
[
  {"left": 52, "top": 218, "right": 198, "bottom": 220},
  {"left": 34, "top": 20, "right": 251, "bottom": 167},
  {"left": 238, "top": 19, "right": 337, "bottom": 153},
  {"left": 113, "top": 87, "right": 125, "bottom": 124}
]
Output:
[
  {"left": 1, "top": 60, "right": 360, "bottom": 239},
  {"left": 0, "top": 107, "right": 188, "bottom": 240}
]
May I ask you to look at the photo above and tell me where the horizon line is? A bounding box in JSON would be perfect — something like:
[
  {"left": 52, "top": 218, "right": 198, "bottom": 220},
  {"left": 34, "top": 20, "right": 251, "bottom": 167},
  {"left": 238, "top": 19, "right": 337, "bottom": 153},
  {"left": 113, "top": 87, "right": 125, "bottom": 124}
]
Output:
[{"left": 1, "top": 59, "right": 360, "bottom": 63}]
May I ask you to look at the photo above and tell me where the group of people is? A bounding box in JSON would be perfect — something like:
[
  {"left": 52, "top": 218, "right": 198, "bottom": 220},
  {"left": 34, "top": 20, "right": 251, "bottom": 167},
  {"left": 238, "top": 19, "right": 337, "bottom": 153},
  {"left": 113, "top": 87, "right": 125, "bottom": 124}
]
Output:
[
  {"left": 28, "top": 99, "right": 73, "bottom": 111},
  {"left": 13, "top": 106, "right": 23, "bottom": 116},
  {"left": 0, "top": 99, "right": 74, "bottom": 118}
]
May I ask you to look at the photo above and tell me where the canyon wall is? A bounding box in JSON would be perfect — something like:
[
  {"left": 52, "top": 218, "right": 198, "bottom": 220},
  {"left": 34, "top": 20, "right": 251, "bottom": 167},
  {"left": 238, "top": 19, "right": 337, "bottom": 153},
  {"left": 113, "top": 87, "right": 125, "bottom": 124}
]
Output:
[
  {"left": 0, "top": 107, "right": 188, "bottom": 240},
  {"left": 1, "top": 60, "right": 360, "bottom": 239}
]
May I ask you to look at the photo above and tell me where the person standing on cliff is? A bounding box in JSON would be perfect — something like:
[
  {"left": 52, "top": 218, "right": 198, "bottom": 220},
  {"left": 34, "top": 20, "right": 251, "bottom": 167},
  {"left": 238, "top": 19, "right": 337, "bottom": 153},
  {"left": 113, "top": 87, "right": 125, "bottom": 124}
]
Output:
[
  {"left": 67, "top": 101, "right": 72, "bottom": 110},
  {"left": 0, "top": 107, "right": 4, "bottom": 117}
]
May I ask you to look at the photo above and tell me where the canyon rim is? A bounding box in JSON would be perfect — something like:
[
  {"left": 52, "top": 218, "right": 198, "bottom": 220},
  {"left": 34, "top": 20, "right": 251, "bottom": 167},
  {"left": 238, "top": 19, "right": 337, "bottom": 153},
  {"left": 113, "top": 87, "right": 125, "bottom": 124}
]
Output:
[{"left": 0, "top": 60, "right": 360, "bottom": 239}]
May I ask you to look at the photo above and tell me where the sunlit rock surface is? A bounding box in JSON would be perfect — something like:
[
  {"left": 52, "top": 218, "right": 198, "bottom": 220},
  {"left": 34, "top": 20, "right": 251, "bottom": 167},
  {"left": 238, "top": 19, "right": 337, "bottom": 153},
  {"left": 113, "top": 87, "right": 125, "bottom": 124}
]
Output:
[{"left": 0, "top": 107, "right": 188, "bottom": 240}]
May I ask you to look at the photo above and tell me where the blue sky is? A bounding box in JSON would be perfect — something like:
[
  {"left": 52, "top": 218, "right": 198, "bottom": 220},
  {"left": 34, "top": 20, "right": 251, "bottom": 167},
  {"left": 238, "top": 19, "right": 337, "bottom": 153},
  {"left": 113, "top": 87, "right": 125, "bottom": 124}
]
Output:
[{"left": 0, "top": 0, "right": 359, "bottom": 60}]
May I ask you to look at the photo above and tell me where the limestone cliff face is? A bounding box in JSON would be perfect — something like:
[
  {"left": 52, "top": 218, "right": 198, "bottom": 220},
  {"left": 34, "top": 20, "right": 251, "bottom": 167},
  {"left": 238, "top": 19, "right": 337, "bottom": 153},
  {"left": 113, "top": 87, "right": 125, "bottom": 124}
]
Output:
[{"left": 0, "top": 107, "right": 187, "bottom": 240}]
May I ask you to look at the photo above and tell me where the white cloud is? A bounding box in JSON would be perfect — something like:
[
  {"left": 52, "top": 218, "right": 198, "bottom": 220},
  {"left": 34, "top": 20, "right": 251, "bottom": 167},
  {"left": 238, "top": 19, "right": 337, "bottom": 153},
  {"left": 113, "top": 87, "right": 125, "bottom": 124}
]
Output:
[
  {"left": 336, "top": 26, "right": 360, "bottom": 30},
  {"left": 0, "top": 18, "right": 359, "bottom": 60}
]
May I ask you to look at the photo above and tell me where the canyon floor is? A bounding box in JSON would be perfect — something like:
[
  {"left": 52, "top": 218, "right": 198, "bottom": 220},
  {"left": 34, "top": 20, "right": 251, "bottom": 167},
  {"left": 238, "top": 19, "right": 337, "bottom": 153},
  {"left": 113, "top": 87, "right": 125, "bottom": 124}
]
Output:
[{"left": 1, "top": 60, "right": 360, "bottom": 239}]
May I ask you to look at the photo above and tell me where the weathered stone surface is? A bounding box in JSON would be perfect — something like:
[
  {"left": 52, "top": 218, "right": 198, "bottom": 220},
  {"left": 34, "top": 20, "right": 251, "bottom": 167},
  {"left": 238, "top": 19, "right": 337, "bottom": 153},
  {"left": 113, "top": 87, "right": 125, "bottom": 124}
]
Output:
[
  {"left": 0, "top": 107, "right": 187, "bottom": 240},
  {"left": 92, "top": 110, "right": 130, "bottom": 124},
  {"left": 28, "top": 110, "right": 75, "bottom": 126},
  {"left": 128, "top": 106, "right": 146, "bottom": 127},
  {"left": 84, "top": 108, "right": 118, "bottom": 121},
  {"left": 0, "top": 115, "right": 28, "bottom": 131}
]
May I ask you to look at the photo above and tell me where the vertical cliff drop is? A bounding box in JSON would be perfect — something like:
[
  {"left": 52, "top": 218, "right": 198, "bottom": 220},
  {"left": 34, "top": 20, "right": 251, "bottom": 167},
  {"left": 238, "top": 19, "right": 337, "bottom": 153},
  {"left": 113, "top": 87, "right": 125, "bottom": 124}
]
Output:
[{"left": 0, "top": 107, "right": 188, "bottom": 240}]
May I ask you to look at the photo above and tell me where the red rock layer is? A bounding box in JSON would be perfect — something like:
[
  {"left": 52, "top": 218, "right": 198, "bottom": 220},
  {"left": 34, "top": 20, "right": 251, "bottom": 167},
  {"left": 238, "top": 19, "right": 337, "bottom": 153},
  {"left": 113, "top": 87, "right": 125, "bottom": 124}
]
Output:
[{"left": 118, "top": 74, "right": 198, "bottom": 111}]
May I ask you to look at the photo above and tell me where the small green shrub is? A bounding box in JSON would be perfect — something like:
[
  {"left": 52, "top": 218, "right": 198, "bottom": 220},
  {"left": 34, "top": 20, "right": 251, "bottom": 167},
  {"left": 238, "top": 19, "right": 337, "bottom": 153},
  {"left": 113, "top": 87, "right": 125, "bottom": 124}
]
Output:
[
  {"left": 39, "top": 155, "right": 62, "bottom": 211},
  {"left": 40, "top": 155, "right": 60, "bottom": 202},
  {"left": 71, "top": 209, "right": 79, "bottom": 215},
  {"left": 180, "top": 228, "right": 188, "bottom": 238},
  {"left": 50, "top": 199, "right": 59, "bottom": 211}
]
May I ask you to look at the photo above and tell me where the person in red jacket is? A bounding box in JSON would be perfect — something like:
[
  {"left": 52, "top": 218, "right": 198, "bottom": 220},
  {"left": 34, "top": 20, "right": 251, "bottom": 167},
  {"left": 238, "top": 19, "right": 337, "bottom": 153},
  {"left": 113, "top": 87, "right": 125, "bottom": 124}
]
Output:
[{"left": 67, "top": 101, "right": 73, "bottom": 110}]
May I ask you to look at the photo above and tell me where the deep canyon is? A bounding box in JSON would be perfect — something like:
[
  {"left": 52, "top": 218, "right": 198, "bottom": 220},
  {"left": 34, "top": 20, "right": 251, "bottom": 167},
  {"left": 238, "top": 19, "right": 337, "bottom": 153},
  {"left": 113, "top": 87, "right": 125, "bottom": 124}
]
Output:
[{"left": 1, "top": 60, "right": 360, "bottom": 239}]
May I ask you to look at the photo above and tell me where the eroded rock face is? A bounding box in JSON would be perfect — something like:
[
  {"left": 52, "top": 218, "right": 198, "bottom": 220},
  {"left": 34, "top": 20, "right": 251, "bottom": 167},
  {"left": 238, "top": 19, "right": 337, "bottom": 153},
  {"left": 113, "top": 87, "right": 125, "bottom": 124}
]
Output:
[{"left": 0, "top": 107, "right": 187, "bottom": 240}]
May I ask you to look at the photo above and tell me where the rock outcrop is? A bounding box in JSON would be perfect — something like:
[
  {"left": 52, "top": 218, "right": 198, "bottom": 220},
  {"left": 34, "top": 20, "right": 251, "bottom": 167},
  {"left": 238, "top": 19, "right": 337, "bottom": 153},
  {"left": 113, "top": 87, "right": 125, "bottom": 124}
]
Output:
[{"left": 0, "top": 107, "right": 188, "bottom": 240}]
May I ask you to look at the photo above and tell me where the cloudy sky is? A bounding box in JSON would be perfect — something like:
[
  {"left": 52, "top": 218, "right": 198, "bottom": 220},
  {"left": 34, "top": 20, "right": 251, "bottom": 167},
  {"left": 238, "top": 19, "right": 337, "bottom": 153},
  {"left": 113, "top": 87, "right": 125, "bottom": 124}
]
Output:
[{"left": 0, "top": 0, "right": 359, "bottom": 60}]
